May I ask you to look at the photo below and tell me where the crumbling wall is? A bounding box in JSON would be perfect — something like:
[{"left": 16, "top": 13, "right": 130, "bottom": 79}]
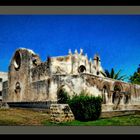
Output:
[
  {"left": 0, "top": 72, "right": 8, "bottom": 101},
  {"left": 130, "top": 84, "right": 140, "bottom": 104},
  {"left": 2, "top": 81, "right": 8, "bottom": 102},
  {"left": 50, "top": 49, "right": 105, "bottom": 77},
  {"left": 31, "top": 61, "right": 50, "bottom": 82},
  {"left": 30, "top": 80, "right": 49, "bottom": 101},
  {"left": 51, "top": 74, "right": 103, "bottom": 99},
  {"left": 50, "top": 55, "right": 72, "bottom": 74},
  {"left": 80, "top": 73, "right": 140, "bottom": 111},
  {"left": 0, "top": 72, "right": 8, "bottom": 83},
  {"left": 6, "top": 48, "right": 40, "bottom": 102},
  {"left": 2, "top": 47, "right": 140, "bottom": 113}
]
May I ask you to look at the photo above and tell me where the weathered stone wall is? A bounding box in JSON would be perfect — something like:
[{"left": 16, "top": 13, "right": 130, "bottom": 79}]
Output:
[
  {"left": 7, "top": 101, "right": 56, "bottom": 109},
  {"left": 49, "top": 73, "right": 140, "bottom": 111},
  {"left": 2, "top": 48, "right": 140, "bottom": 112},
  {"left": 0, "top": 72, "right": 8, "bottom": 101},
  {"left": 51, "top": 74, "right": 102, "bottom": 98},
  {"left": 0, "top": 72, "right": 8, "bottom": 91},
  {"left": 4, "top": 48, "right": 42, "bottom": 102},
  {"left": 80, "top": 73, "right": 140, "bottom": 111},
  {"left": 30, "top": 80, "right": 49, "bottom": 101},
  {"left": 0, "top": 72, "right": 8, "bottom": 81},
  {"left": 50, "top": 55, "right": 72, "bottom": 74},
  {"left": 2, "top": 81, "right": 8, "bottom": 101},
  {"left": 50, "top": 49, "right": 105, "bottom": 77},
  {"left": 3, "top": 48, "right": 106, "bottom": 103},
  {"left": 100, "top": 110, "right": 137, "bottom": 118},
  {"left": 31, "top": 61, "right": 50, "bottom": 82}
]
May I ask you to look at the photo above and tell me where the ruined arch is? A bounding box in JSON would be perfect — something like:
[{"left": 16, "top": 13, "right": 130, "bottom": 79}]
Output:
[
  {"left": 31, "top": 54, "right": 41, "bottom": 66},
  {"left": 57, "top": 84, "right": 73, "bottom": 95},
  {"left": 112, "top": 82, "right": 123, "bottom": 104},
  {"left": 124, "top": 93, "right": 130, "bottom": 104},
  {"left": 101, "top": 82, "right": 110, "bottom": 104},
  {"left": 123, "top": 86, "right": 131, "bottom": 104},
  {"left": 101, "top": 82, "right": 110, "bottom": 91},
  {"left": 113, "top": 82, "right": 123, "bottom": 92},
  {"left": 57, "top": 84, "right": 73, "bottom": 103}
]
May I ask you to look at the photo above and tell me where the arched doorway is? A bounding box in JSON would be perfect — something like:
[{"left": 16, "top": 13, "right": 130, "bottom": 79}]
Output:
[
  {"left": 124, "top": 92, "right": 131, "bottom": 104},
  {"left": 102, "top": 83, "right": 110, "bottom": 104},
  {"left": 102, "top": 85, "right": 107, "bottom": 104},
  {"left": 57, "top": 85, "right": 71, "bottom": 104},
  {"left": 112, "top": 83, "right": 122, "bottom": 105}
]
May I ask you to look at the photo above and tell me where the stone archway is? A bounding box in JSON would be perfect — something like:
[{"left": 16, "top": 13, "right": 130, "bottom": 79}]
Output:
[
  {"left": 123, "top": 86, "right": 131, "bottom": 104},
  {"left": 102, "top": 85, "right": 107, "bottom": 104},
  {"left": 101, "top": 82, "right": 110, "bottom": 104},
  {"left": 112, "top": 82, "right": 123, "bottom": 105},
  {"left": 57, "top": 84, "right": 73, "bottom": 103},
  {"left": 124, "top": 93, "right": 130, "bottom": 104}
]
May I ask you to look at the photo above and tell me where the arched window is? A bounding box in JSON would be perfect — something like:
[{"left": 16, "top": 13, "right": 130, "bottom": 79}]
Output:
[
  {"left": 15, "top": 82, "right": 21, "bottom": 93},
  {"left": 14, "top": 51, "right": 21, "bottom": 71},
  {"left": 96, "top": 71, "right": 100, "bottom": 75},
  {"left": 78, "top": 65, "right": 86, "bottom": 73}
]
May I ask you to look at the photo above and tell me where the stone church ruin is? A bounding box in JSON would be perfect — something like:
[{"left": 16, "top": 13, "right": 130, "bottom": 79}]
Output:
[{"left": 0, "top": 48, "right": 140, "bottom": 112}]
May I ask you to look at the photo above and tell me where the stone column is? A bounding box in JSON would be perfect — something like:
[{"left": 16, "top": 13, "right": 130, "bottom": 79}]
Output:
[
  {"left": 108, "top": 91, "right": 113, "bottom": 105},
  {"left": 105, "top": 92, "right": 108, "bottom": 104},
  {"left": 120, "top": 94, "right": 125, "bottom": 105}
]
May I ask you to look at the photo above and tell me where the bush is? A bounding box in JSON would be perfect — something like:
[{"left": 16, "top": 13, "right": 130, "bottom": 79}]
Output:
[
  {"left": 68, "top": 92, "right": 102, "bottom": 121},
  {"left": 57, "top": 89, "right": 70, "bottom": 104}
]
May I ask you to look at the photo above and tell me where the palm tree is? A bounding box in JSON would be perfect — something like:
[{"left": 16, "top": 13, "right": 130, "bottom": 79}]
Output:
[{"left": 101, "top": 68, "right": 126, "bottom": 81}]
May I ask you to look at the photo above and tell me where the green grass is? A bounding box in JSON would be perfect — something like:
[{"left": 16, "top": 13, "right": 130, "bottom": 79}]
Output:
[
  {"left": 1, "top": 108, "right": 140, "bottom": 126},
  {"left": 42, "top": 115, "right": 140, "bottom": 126}
]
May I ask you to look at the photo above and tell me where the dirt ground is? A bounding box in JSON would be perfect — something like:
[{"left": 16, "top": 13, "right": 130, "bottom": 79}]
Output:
[{"left": 0, "top": 108, "right": 50, "bottom": 126}]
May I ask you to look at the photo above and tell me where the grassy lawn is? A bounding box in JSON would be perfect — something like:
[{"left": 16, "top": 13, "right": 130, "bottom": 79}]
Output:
[
  {"left": 0, "top": 108, "right": 140, "bottom": 126},
  {"left": 43, "top": 115, "right": 140, "bottom": 126}
]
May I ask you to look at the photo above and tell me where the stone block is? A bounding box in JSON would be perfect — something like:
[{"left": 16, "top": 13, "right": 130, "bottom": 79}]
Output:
[{"left": 50, "top": 104, "right": 75, "bottom": 123}]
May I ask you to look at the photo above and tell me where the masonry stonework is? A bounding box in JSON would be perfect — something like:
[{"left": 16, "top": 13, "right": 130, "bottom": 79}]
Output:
[
  {"left": 1, "top": 48, "right": 140, "bottom": 111},
  {"left": 0, "top": 72, "right": 8, "bottom": 101}
]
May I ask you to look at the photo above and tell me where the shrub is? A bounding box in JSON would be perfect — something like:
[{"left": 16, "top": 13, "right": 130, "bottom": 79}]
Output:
[
  {"left": 57, "top": 89, "right": 70, "bottom": 104},
  {"left": 68, "top": 92, "right": 102, "bottom": 121}
]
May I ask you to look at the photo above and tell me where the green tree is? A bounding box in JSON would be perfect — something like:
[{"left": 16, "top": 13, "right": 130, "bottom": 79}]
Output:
[
  {"left": 101, "top": 68, "right": 126, "bottom": 81},
  {"left": 129, "top": 64, "right": 140, "bottom": 85},
  {"left": 129, "top": 72, "right": 140, "bottom": 85}
]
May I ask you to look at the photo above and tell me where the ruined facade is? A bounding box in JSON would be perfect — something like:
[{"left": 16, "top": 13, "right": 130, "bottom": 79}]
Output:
[
  {"left": 1, "top": 48, "right": 140, "bottom": 111},
  {"left": 0, "top": 72, "right": 8, "bottom": 101}
]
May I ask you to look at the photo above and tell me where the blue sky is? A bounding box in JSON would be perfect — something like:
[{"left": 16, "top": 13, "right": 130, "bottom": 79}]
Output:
[{"left": 0, "top": 15, "right": 140, "bottom": 81}]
